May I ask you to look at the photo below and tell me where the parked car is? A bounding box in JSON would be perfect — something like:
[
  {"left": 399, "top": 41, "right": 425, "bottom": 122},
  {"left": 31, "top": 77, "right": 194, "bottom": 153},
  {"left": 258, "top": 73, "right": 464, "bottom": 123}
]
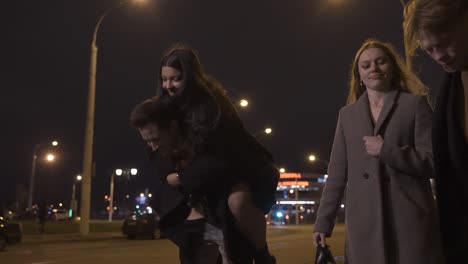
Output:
[
  {"left": 50, "top": 209, "right": 69, "bottom": 221},
  {"left": 122, "top": 213, "right": 159, "bottom": 239},
  {"left": 0, "top": 216, "right": 23, "bottom": 251}
]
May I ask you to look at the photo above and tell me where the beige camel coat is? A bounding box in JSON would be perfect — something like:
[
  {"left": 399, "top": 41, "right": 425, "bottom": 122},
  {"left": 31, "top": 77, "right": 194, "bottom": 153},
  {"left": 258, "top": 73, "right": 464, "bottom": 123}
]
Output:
[{"left": 314, "top": 90, "right": 443, "bottom": 264}]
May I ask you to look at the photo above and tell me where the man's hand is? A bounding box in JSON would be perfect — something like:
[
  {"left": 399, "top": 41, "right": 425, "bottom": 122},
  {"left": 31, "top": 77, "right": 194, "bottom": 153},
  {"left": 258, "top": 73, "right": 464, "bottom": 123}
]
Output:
[
  {"left": 363, "top": 135, "right": 383, "bottom": 157},
  {"left": 166, "top": 173, "right": 181, "bottom": 187}
]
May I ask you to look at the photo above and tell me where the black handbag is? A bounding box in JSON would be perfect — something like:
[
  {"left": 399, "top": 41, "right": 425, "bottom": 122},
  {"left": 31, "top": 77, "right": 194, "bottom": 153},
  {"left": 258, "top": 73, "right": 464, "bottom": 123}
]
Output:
[{"left": 315, "top": 245, "right": 337, "bottom": 264}]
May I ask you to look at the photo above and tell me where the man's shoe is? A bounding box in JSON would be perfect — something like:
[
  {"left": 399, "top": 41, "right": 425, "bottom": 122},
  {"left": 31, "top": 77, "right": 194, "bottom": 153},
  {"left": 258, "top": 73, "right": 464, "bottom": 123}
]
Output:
[{"left": 255, "top": 254, "right": 276, "bottom": 264}]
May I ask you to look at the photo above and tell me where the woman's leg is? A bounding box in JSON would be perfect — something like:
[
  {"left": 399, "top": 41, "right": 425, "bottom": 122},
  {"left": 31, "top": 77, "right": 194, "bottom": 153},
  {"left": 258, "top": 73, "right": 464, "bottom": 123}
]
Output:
[
  {"left": 228, "top": 182, "right": 266, "bottom": 249},
  {"left": 228, "top": 182, "right": 275, "bottom": 263}
]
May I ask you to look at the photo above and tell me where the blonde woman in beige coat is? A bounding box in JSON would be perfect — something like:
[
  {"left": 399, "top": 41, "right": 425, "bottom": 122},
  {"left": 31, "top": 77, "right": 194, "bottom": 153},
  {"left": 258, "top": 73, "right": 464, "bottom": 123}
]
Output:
[{"left": 313, "top": 39, "right": 443, "bottom": 264}]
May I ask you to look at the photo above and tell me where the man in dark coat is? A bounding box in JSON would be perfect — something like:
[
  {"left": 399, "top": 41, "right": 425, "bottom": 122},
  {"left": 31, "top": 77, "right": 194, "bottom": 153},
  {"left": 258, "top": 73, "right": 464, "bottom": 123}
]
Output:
[
  {"left": 132, "top": 102, "right": 221, "bottom": 264},
  {"left": 131, "top": 96, "right": 278, "bottom": 263},
  {"left": 403, "top": 0, "right": 468, "bottom": 262}
]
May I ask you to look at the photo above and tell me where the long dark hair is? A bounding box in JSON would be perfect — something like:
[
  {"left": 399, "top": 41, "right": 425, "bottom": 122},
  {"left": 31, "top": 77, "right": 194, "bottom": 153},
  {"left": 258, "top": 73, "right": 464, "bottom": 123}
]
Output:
[{"left": 156, "top": 44, "right": 241, "bottom": 151}]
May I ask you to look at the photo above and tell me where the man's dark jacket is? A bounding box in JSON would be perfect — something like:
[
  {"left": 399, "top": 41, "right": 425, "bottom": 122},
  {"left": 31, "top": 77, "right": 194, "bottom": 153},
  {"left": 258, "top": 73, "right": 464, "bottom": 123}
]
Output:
[
  {"left": 433, "top": 71, "right": 468, "bottom": 263},
  {"left": 148, "top": 151, "right": 190, "bottom": 242}
]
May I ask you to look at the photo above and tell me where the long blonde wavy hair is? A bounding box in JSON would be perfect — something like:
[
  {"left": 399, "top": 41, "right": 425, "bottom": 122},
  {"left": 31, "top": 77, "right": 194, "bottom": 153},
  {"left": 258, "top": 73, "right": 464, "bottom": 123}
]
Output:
[{"left": 347, "top": 39, "right": 428, "bottom": 104}]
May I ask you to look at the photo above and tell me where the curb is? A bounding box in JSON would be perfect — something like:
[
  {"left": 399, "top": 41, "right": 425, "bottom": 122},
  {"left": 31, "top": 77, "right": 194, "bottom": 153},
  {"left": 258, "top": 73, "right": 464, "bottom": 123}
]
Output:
[{"left": 22, "top": 232, "right": 123, "bottom": 245}]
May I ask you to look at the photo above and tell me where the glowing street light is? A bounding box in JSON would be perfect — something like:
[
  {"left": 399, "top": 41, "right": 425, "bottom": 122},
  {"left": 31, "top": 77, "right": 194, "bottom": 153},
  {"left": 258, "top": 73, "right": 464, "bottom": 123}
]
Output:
[
  {"left": 52, "top": 141, "right": 59, "bottom": 146},
  {"left": 239, "top": 99, "right": 249, "bottom": 108},
  {"left": 46, "top": 154, "right": 56, "bottom": 162},
  {"left": 76, "top": 175, "right": 83, "bottom": 181},
  {"left": 279, "top": 168, "right": 286, "bottom": 173},
  {"left": 254, "top": 127, "right": 273, "bottom": 137},
  {"left": 307, "top": 154, "right": 329, "bottom": 172}
]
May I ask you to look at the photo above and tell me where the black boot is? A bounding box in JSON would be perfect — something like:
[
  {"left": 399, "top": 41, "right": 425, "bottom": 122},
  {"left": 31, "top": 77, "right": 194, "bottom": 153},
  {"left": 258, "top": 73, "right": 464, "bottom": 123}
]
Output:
[
  {"left": 255, "top": 255, "right": 276, "bottom": 264},
  {"left": 254, "top": 245, "right": 276, "bottom": 264}
]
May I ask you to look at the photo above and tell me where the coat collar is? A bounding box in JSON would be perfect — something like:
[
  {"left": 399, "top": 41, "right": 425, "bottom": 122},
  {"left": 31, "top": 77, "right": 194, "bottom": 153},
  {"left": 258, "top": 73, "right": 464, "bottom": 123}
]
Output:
[
  {"left": 374, "top": 89, "right": 399, "bottom": 135},
  {"left": 356, "top": 89, "right": 399, "bottom": 136}
]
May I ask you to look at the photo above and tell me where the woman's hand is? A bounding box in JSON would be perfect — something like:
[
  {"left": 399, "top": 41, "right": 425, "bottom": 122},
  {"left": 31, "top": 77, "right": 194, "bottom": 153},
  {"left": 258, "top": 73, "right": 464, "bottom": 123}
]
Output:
[
  {"left": 313, "top": 232, "right": 327, "bottom": 247},
  {"left": 363, "top": 135, "right": 383, "bottom": 157},
  {"left": 166, "top": 173, "right": 181, "bottom": 187}
]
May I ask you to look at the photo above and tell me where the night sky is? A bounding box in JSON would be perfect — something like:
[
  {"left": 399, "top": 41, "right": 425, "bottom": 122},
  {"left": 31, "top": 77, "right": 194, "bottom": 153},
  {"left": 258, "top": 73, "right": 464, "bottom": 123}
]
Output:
[{"left": 3, "top": 0, "right": 443, "bottom": 211}]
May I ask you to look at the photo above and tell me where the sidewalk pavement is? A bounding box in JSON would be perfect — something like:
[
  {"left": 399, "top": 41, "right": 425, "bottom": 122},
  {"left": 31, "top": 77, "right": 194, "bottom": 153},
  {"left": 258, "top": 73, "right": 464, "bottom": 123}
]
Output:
[
  {"left": 22, "top": 232, "right": 123, "bottom": 245},
  {"left": 21, "top": 225, "right": 300, "bottom": 245}
]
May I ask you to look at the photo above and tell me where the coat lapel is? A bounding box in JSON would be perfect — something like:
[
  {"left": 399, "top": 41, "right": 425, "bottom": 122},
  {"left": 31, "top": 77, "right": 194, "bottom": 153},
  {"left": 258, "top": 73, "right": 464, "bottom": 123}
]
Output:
[
  {"left": 374, "top": 90, "right": 399, "bottom": 136},
  {"left": 356, "top": 91, "right": 374, "bottom": 136}
]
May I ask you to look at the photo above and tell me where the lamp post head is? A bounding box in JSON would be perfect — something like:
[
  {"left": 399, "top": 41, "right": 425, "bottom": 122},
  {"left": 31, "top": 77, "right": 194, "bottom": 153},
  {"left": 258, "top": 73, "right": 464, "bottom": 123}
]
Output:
[
  {"left": 130, "top": 168, "right": 138, "bottom": 175},
  {"left": 76, "top": 175, "right": 82, "bottom": 181},
  {"left": 115, "top": 169, "right": 123, "bottom": 176},
  {"left": 308, "top": 155, "right": 316, "bottom": 162},
  {"left": 239, "top": 99, "right": 249, "bottom": 108},
  {"left": 52, "top": 141, "right": 59, "bottom": 146},
  {"left": 46, "top": 154, "right": 56, "bottom": 162}
]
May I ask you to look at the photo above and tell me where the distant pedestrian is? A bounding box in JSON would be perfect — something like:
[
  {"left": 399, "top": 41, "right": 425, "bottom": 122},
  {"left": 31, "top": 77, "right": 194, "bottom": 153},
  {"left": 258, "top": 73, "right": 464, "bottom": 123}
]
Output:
[
  {"left": 403, "top": 0, "right": 468, "bottom": 262},
  {"left": 37, "top": 202, "right": 47, "bottom": 234},
  {"left": 313, "top": 39, "right": 443, "bottom": 263}
]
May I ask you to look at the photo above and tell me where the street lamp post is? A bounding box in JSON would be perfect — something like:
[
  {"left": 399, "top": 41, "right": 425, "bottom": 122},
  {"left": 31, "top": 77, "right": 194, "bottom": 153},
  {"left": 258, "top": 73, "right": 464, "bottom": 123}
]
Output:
[
  {"left": 80, "top": 6, "right": 109, "bottom": 235},
  {"left": 80, "top": 0, "right": 145, "bottom": 235},
  {"left": 28, "top": 141, "right": 58, "bottom": 210},
  {"left": 27, "top": 144, "right": 40, "bottom": 211},
  {"left": 108, "top": 168, "right": 137, "bottom": 222},
  {"left": 295, "top": 188, "right": 299, "bottom": 225},
  {"left": 71, "top": 175, "right": 82, "bottom": 218},
  {"left": 108, "top": 171, "right": 117, "bottom": 222}
]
